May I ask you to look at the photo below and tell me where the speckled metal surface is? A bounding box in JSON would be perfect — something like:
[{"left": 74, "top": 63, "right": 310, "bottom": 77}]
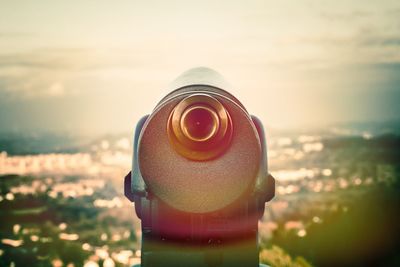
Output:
[{"left": 138, "top": 87, "right": 261, "bottom": 213}]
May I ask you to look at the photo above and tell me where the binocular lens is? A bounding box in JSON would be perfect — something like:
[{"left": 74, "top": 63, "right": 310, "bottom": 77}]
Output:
[
  {"left": 167, "top": 94, "right": 233, "bottom": 161},
  {"left": 181, "top": 106, "right": 219, "bottom": 142}
]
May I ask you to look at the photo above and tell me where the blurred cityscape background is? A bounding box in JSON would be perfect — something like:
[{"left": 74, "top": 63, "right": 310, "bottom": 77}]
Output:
[
  {"left": 1, "top": 124, "right": 399, "bottom": 267},
  {"left": 1, "top": 0, "right": 400, "bottom": 266}
]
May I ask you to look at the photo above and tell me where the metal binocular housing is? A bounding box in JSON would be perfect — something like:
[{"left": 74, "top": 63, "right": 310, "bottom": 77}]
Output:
[{"left": 125, "top": 67, "right": 275, "bottom": 267}]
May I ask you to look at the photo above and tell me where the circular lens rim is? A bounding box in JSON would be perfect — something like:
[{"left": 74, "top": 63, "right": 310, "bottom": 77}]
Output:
[
  {"left": 167, "top": 94, "right": 233, "bottom": 161},
  {"left": 180, "top": 105, "right": 220, "bottom": 142}
]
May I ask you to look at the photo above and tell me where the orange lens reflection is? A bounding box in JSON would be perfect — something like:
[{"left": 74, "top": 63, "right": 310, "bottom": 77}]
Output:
[
  {"left": 167, "top": 94, "right": 233, "bottom": 161},
  {"left": 181, "top": 105, "right": 219, "bottom": 142}
]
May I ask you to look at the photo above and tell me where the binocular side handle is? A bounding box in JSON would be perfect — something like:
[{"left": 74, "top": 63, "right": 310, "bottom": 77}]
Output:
[
  {"left": 130, "top": 115, "right": 149, "bottom": 195},
  {"left": 125, "top": 115, "right": 149, "bottom": 218},
  {"left": 124, "top": 171, "right": 142, "bottom": 219},
  {"left": 251, "top": 116, "right": 275, "bottom": 203}
]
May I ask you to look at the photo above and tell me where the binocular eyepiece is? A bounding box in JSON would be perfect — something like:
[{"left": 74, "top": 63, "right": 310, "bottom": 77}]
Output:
[
  {"left": 125, "top": 67, "right": 275, "bottom": 267},
  {"left": 168, "top": 94, "right": 233, "bottom": 161}
]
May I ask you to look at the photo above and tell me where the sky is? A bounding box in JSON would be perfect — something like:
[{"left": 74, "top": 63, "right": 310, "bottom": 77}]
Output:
[{"left": 0, "top": 0, "right": 399, "bottom": 135}]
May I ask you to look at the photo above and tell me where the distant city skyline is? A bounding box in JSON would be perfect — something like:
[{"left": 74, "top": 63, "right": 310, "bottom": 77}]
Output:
[{"left": 1, "top": 0, "right": 399, "bottom": 135}]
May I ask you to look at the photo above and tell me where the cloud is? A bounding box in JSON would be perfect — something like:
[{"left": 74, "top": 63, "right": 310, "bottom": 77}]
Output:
[
  {"left": 0, "top": 48, "right": 91, "bottom": 70},
  {"left": 361, "top": 37, "right": 400, "bottom": 47},
  {"left": 47, "top": 82, "right": 65, "bottom": 97},
  {"left": 0, "top": 31, "right": 34, "bottom": 38},
  {"left": 320, "top": 10, "right": 372, "bottom": 21},
  {"left": 0, "top": 46, "right": 172, "bottom": 101},
  {"left": 0, "top": 48, "right": 116, "bottom": 98},
  {"left": 0, "top": 0, "right": 400, "bottom": 102},
  {"left": 0, "top": 49, "right": 81, "bottom": 99}
]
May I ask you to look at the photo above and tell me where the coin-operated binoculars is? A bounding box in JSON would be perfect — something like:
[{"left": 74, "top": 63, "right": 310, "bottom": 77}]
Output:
[{"left": 125, "top": 67, "right": 275, "bottom": 267}]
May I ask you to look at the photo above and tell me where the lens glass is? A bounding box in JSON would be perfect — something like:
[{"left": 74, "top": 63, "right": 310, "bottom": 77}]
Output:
[{"left": 182, "top": 107, "right": 217, "bottom": 141}]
